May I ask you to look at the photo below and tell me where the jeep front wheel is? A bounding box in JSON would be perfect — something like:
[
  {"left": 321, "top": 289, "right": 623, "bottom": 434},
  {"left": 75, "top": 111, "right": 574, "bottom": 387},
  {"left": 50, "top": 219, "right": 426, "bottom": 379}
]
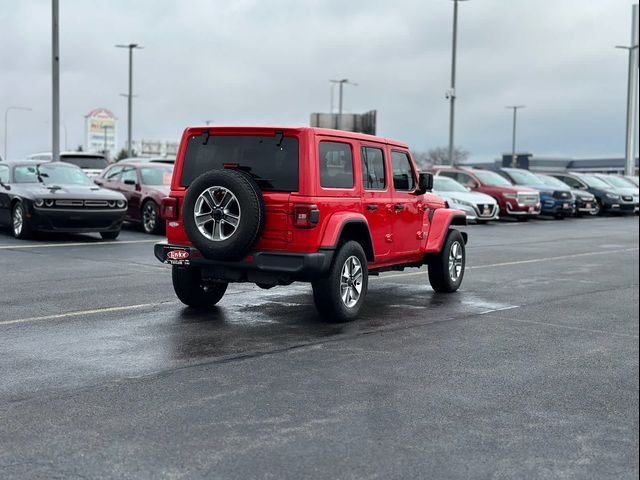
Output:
[
  {"left": 172, "top": 266, "right": 228, "bottom": 308},
  {"left": 312, "top": 241, "right": 368, "bottom": 322},
  {"left": 428, "top": 229, "right": 466, "bottom": 293}
]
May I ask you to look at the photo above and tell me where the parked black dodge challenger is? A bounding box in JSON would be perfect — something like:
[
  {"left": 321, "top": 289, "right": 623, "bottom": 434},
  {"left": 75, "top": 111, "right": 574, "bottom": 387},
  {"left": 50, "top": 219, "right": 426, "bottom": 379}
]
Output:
[{"left": 0, "top": 160, "right": 127, "bottom": 239}]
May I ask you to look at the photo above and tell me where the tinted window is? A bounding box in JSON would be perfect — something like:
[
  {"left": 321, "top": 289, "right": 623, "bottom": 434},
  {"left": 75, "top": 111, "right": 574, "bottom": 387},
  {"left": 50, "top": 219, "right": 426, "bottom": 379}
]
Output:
[
  {"left": 391, "top": 151, "right": 415, "bottom": 191},
  {"left": 0, "top": 166, "right": 8, "bottom": 183},
  {"left": 141, "top": 166, "right": 173, "bottom": 185},
  {"left": 556, "top": 175, "right": 582, "bottom": 189},
  {"left": 361, "top": 147, "right": 386, "bottom": 190},
  {"left": 62, "top": 155, "right": 108, "bottom": 170},
  {"left": 319, "top": 141, "right": 353, "bottom": 189},
  {"left": 181, "top": 134, "right": 299, "bottom": 192},
  {"left": 104, "top": 165, "right": 123, "bottom": 182},
  {"left": 121, "top": 167, "right": 138, "bottom": 183}
]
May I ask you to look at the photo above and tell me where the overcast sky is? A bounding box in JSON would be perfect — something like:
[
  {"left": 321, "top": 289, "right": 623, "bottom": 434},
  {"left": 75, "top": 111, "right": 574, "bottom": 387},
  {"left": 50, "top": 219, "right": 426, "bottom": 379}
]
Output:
[{"left": 1, "top": 0, "right": 638, "bottom": 161}]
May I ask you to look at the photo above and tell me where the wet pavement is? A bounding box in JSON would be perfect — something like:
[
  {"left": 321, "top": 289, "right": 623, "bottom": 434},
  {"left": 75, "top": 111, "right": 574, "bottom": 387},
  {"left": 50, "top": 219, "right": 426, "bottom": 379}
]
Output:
[{"left": 0, "top": 217, "right": 638, "bottom": 479}]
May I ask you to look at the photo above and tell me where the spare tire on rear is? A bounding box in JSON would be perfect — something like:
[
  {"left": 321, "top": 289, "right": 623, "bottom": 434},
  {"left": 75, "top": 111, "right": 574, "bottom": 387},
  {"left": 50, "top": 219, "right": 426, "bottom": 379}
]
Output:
[{"left": 182, "top": 169, "right": 265, "bottom": 261}]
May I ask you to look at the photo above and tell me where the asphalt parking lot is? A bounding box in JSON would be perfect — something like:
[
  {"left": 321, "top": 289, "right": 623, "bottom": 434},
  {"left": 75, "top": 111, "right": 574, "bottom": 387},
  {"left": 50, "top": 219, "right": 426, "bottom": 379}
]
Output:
[{"left": 0, "top": 216, "right": 638, "bottom": 479}]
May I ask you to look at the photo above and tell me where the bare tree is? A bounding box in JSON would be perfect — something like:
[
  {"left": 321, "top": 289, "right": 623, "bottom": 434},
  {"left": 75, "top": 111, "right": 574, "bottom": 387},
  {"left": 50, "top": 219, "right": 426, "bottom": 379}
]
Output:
[{"left": 412, "top": 146, "right": 469, "bottom": 169}]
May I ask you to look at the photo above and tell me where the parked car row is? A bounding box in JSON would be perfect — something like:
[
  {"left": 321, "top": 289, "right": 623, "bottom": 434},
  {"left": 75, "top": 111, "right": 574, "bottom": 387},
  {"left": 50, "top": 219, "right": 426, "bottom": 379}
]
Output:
[
  {"left": 428, "top": 166, "right": 638, "bottom": 222},
  {"left": 0, "top": 156, "right": 174, "bottom": 239}
]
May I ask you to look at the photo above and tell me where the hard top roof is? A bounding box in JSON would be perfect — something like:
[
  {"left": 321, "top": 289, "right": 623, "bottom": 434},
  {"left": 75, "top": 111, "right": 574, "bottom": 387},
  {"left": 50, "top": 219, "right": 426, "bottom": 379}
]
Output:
[{"left": 185, "top": 126, "right": 409, "bottom": 149}]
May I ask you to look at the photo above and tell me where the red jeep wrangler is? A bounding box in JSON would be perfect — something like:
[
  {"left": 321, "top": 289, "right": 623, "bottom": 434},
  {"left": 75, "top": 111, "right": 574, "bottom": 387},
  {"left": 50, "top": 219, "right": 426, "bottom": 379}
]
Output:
[{"left": 155, "top": 127, "right": 468, "bottom": 321}]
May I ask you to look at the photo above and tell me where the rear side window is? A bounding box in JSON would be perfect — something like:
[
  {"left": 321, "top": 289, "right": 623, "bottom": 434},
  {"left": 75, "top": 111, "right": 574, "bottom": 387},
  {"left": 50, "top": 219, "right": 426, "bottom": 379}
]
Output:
[
  {"left": 319, "top": 141, "right": 353, "bottom": 189},
  {"left": 181, "top": 134, "right": 299, "bottom": 192},
  {"left": 391, "top": 151, "right": 415, "bottom": 191},
  {"left": 361, "top": 147, "right": 386, "bottom": 190}
]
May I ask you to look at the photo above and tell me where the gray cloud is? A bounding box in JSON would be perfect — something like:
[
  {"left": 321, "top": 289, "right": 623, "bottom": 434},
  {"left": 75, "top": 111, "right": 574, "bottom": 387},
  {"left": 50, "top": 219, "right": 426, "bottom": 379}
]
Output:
[{"left": 1, "top": 0, "right": 637, "bottom": 161}]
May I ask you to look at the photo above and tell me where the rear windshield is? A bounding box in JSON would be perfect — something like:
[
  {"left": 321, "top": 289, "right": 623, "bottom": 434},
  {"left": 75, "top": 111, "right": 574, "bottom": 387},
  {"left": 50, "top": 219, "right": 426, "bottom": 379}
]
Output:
[
  {"left": 62, "top": 155, "right": 108, "bottom": 170},
  {"left": 180, "top": 134, "right": 299, "bottom": 192}
]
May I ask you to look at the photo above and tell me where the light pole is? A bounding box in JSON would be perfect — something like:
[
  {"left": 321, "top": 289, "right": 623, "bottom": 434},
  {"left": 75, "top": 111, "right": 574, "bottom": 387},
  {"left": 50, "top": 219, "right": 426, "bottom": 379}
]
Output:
[
  {"left": 329, "top": 79, "right": 358, "bottom": 129},
  {"left": 116, "top": 43, "right": 143, "bottom": 157},
  {"left": 506, "top": 105, "right": 525, "bottom": 167},
  {"left": 52, "top": 0, "right": 60, "bottom": 162},
  {"left": 4, "top": 106, "right": 32, "bottom": 160},
  {"left": 447, "top": 0, "right": 469, "bottom": 166},
  {"left": 615, "top": 4, "right": 639, "bottom": 176}
]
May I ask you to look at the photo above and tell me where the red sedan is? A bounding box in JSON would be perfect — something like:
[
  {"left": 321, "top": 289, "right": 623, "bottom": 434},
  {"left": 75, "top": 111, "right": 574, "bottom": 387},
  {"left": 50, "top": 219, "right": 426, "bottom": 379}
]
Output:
[{"left": 96, "top": 162, "right": 173, "bottom": 234}]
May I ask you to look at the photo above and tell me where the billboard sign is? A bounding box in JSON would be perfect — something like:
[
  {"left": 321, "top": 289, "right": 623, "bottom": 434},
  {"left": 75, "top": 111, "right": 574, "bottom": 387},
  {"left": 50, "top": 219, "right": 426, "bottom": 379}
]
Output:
[{"left": 85, "top": 108, "right": 117, "bottom": 157}]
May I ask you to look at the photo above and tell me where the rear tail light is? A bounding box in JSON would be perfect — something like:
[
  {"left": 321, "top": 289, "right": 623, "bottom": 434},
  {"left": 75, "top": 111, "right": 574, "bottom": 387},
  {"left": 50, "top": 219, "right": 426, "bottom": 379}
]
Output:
[
  {"left": 161, "top": 197, "right": 179, "bottom": 220},
  {"left": 293, "top": 204, "right": 320, "bottom": 228}
]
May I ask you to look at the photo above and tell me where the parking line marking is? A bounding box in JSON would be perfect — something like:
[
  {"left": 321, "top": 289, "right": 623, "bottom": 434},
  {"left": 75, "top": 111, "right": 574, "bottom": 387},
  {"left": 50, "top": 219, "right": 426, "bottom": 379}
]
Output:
[
  {"left": 376, "top": 247, "right": 639, "bottom": 280},
  {"left": 0, "top": 239, "right": 158, "bottom": 250},
  {"left": 0, "top": 303, "right": 158, "bottom": 326},
  {"left": 493, "top": 316, "right": 640, "bottom": 339}
]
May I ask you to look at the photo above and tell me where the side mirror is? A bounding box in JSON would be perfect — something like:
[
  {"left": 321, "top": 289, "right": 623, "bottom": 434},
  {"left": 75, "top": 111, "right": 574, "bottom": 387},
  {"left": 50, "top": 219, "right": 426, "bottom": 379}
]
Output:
[
  {"left": 94, "top": 179, "right": 103, "bottom": 186},
  {"left": 123, "top": 179, "right": 136, "bottom": 186},
  {"left": 416, "top": 172, "right": 433, "bottom": 195}
]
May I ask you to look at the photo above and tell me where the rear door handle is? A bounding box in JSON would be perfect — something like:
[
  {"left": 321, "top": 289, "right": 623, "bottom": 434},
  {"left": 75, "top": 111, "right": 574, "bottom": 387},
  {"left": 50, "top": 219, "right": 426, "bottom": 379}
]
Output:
[
  {"left": 366, "top": 205, "right": 378, "bottom": 211},
  {"left": 394, "top": 204, "right": 405, "bottom": 211}
]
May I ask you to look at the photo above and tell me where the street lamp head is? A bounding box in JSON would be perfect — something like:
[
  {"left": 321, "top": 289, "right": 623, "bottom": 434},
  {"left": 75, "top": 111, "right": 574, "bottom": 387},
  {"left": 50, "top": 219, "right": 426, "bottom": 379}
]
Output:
[{"left": 115, "top": 44, "right": 144, "bottom": 49}]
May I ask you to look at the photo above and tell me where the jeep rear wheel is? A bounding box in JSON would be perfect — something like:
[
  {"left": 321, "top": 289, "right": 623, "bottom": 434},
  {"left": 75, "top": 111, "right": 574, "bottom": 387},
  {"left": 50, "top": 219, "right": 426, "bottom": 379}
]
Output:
[
  {"left": 428, "top": 229, "right": 466, "bottom": 293},
  {"left": 182, "top": 169, "right": 265, "bottom": 261},
  {"left": 312, "top": 241, "right": 368, "bottom": 322},
  {"left": 172, "top": 266, "right": 227, "bottom": 308}
]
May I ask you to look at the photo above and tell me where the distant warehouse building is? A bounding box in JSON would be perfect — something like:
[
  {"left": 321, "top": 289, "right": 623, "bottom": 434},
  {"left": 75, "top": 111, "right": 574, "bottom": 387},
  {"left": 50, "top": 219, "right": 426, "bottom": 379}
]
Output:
[{"left": 465, "top": 154, "right": 639, "bottom": 174}]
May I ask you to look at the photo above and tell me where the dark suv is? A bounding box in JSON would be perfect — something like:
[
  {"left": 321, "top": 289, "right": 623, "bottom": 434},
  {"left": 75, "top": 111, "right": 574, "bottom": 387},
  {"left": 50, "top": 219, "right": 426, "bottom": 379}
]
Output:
[
  {"left": 550, "top": 172, "right": 637, "bottom": 215},
  {"left": 155, "top": 126, "right": 469, "bottom": 321}
]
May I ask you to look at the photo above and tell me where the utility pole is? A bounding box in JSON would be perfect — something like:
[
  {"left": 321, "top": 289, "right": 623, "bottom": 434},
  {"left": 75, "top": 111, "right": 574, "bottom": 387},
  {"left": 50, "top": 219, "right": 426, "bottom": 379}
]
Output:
[
  {"left": 4, "top": 106, "right": 32, "bottom": 160},
  {"left": 616, "top": 4, "right": 639, "bottom": 176},
  {"left": 329, "top": 79, "right": 357, "bottom": 130},
  {"left": 506, "top": 106, "right": 525, "bottom": 167},
  {"left": 116, "top": 43, "right": 143, "bottom": 157},
  {"left": 447, "top": 0, "right": 469, "bottom": 166},
  {"left": 52, "top": 0, "right": 60, "bottom": 162}
]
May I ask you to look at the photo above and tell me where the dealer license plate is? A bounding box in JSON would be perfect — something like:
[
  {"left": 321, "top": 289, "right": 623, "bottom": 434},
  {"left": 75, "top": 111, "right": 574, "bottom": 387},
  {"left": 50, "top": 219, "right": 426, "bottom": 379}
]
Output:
[{"left": 163, "top": 246, "right": 190, "bottom": 265}]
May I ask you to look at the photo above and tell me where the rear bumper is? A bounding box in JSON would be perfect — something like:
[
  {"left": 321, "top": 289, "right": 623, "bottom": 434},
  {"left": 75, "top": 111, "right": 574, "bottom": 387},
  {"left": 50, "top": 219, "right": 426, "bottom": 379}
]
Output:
[{"left": 154, "top": 242, "right": 334, "bottom": 284}]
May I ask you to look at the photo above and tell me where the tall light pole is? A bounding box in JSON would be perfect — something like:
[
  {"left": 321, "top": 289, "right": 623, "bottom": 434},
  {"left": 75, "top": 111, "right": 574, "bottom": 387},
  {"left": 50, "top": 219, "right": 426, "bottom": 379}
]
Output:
[
  {"left": 116, "top": 43, "right": 143, "bottom": 157},
  {"left": 447, "top": 0, "right": 469, "bottom": 166},
  {"left": 506, "top": 105, "right": 525, "bottom": 167},
  {"left": 615, "top": 4, "right": 639, "bottom": 176},
  {"left": 329, "top": 79, "right": 358, "bottom": 129},
  {"left": 52, "top": 0, "right": 60, "bottom": 162},
  {"left": 4, "top": 106, "right": 32, "bottom": 160}
]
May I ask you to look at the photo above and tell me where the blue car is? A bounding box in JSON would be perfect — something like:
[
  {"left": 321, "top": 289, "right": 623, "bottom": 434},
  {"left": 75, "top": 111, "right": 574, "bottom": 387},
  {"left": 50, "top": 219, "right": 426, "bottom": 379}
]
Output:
[{"left": 498, "top": 168, "right": 574, "bottom": 219}]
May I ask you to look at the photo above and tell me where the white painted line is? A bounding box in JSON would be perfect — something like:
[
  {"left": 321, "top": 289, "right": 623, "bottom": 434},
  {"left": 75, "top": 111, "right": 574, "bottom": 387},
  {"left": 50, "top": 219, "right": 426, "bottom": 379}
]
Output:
[
  {"left": 469, "top": 247, "right": 639, "bottom": 270},
  {"left": 0, "top": 239, "right": 158, "bottom": 250},
  {"left": 501, "top": 317, "right": 640, "bottom": 339},
  {"left": 375, "top": 247, "right": 639, "bottom": 280},
  {"left": 478, "top": 305, "right": 520, "bottom": 315},
  {"left": 0, "top": 303, "right": 158, "bottom": 326}
]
